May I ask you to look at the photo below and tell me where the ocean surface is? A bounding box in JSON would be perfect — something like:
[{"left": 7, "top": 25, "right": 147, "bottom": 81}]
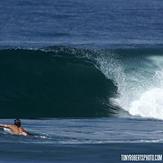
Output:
[
  {"left": 1, "top": 118, "right": 163, "bottom": 163},
  {"left": 0, "top": 0, "right": 163, "bottom": 162}
]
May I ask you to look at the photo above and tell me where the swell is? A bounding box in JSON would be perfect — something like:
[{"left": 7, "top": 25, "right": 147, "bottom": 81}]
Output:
[{"left": 0, "top": 47, "right": 117, "bottom": 118}]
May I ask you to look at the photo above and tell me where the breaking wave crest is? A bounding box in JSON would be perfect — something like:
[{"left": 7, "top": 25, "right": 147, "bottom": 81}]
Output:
[
  {"left": 1, "top": 47, "right": 163, "bottom": 120},
  {"left": 96, "top": 48, "right": 163, "bottom": 120}
]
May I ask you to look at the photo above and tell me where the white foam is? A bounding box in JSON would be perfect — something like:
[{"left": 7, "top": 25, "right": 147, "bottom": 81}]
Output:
[
  {"left": 3, "top": 128, "right": 13, "bottom": 134},
  {"left": 129, "top": 88, "right": 163, "bottom": 120},
  {"left": 97, "top": 53, "right": 163, "bottom": 120}
]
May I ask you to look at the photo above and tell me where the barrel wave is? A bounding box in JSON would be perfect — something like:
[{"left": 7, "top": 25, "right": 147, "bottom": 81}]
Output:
[
  {"left": 0, "top": 47, "right": 117, "bottom": 118},
  {"left": 1, "top": 47, "right": 163, "bottom": 120}
]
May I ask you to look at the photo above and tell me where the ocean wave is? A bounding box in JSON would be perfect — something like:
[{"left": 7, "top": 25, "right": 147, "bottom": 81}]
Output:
[
  {"left": 1, "top": 47, "right": 163, "bottom": 119},
  {"left": 0, "top": 47, "right": 117, "bottom": 118},
  {"left": 96, "top": 48, "right": 163, "bottom": 120}
]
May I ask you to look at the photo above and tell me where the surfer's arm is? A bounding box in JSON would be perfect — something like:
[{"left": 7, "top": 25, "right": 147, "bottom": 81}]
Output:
[
  {"left": 21, "top": 128, "right": 32, "bottom": 136},
  {"left": 0, "top": 124, "right": 4, "bottom": 128},
  {"left": 0, "top": 124, "right": 10, "bottom": 128}
]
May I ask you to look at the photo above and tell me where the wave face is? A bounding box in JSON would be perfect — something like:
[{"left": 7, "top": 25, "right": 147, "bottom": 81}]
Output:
[
  {"left": 1, "top": 47, "right": 163, "bottom": 120},
  {"left": 0, "top": 47, "right": 117, "bottom": 118}
]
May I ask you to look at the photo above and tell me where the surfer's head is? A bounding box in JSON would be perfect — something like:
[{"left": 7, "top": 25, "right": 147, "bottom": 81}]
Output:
[{"left": 14, "top": 119, "right": 21, "bottom": 127}]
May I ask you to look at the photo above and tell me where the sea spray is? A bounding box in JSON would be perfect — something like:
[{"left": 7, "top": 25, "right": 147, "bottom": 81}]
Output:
[{"left": 96, "top": 49, "right": 163, "bottom": 120}]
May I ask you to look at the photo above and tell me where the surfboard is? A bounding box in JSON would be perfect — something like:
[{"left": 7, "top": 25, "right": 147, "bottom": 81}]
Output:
[{"left": 3, "top": 128, "right": 13, "bottom": 134}]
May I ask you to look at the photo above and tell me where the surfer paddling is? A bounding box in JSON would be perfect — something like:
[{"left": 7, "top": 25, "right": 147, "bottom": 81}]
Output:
[{"left": 0, "top": 119, "right": 31, "bottom": 136}]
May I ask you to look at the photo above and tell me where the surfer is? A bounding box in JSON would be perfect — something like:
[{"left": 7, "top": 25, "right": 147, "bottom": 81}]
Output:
[{"left": 0, "top": 119, "right": 31, "bottom": 136}]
